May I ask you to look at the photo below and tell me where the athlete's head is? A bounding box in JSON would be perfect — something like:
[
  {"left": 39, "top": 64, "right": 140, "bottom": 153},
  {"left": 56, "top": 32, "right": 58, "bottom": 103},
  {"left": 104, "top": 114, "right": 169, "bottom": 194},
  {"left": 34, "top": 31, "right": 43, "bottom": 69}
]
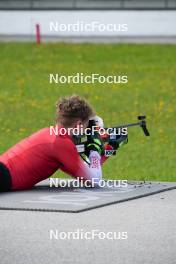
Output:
[{"left": 56, "top": 95, "right": 95, "bottom": 130}]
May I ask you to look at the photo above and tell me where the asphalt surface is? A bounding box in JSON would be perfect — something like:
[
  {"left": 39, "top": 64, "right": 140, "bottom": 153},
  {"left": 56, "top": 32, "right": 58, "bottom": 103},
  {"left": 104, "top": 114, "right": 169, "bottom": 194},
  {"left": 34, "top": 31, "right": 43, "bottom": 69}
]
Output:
[{"left": 0, "top": 189, "right": 175, "bottom": 264}]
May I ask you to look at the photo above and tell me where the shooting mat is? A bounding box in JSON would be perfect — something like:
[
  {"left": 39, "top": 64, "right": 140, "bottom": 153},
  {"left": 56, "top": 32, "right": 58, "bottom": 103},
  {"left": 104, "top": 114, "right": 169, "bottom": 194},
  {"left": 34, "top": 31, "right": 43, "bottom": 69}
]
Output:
[{"left": 0, "top": 179, "right": 176, "bottom": 213}]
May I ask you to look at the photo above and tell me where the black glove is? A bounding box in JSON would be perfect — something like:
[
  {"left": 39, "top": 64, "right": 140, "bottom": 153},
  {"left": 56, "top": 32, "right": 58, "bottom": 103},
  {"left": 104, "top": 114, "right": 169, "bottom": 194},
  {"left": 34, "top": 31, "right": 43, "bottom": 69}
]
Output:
[
  {"left": 109, "top": 135, "right": 128, "bottom": 150},
  {"left": 84, "top": 119, "right": 104, "bottom": 157},
  {"left": 85, "top": 137, "right": 104, "bottom": 157}
]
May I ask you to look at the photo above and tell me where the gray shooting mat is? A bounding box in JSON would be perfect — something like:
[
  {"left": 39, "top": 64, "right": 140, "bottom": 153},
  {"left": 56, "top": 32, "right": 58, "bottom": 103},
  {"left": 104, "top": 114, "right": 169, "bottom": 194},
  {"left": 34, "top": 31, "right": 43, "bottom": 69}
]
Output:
[{"left": 0, "top": 179, "right": 176, "bottom": 213}]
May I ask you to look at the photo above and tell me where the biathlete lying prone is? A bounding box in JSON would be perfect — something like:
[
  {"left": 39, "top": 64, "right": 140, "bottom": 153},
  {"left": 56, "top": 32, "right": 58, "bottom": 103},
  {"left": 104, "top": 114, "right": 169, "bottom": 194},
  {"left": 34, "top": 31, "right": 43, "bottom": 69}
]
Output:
[{"left": 0, "top": 95, "right": 127, "bottom": 192}]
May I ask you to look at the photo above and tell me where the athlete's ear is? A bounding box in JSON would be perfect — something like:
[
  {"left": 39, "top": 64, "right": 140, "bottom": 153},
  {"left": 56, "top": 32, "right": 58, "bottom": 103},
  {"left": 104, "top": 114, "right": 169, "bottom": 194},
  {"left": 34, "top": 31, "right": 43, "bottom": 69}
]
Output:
[
  {"left": 73, "top": 120, "right": 82, "bottom": 128},
  {"left": 83, "top": 119, "right": 89, "bottom": 128}
]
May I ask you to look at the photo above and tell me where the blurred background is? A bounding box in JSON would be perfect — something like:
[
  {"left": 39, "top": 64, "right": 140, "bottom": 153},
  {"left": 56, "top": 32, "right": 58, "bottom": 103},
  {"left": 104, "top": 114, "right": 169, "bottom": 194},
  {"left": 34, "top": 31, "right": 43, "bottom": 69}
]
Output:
[
  {"left": 0, "top": 0, "right": 176, "bottom": 42},
  {"left": 0, "top": 1, "right": 176, "bottom": 181},
  {"left": 0, "top": 0, "right": 176, "bottom": 9}
]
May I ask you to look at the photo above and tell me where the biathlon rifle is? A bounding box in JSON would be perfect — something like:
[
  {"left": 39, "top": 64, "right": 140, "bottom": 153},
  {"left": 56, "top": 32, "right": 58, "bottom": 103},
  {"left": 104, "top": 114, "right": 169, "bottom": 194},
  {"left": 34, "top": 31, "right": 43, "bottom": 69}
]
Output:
[{"left": 74, "top": 116, "right": 150, "bottom": 157}]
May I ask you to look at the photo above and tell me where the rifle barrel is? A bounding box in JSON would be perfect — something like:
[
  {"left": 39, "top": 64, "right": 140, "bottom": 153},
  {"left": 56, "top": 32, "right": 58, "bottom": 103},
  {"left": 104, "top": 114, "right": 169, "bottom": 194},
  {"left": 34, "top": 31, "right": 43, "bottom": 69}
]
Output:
[{"left": 105, "top": 121, "right": 142, "bottom": 130}]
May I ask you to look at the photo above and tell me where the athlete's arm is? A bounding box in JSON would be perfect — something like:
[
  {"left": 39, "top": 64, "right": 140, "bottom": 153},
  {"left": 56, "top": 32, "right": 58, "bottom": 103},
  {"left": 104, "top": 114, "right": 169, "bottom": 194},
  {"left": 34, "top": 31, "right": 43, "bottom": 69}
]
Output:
[{"left": 53, "top": 137, "right": 102, "bottom": 184}]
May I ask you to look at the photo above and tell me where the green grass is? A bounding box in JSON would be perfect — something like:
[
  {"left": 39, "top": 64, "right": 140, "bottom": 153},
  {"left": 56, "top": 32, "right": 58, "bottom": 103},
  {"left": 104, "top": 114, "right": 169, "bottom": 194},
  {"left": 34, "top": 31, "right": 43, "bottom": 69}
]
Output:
[{"left": 0, "top": 43, "right": 176, "bottom": 181}]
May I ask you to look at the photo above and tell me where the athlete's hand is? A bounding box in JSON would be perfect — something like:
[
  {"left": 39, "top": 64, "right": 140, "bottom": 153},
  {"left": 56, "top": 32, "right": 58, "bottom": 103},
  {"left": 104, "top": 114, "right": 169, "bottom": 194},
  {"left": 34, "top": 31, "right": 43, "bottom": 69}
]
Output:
[
  {"left": 109, "top": 134, "right": 128, "bottom": 150},
  {"left": 85, "top": 138, "right": 104, "bottom": 157},
  {"left": 85, "top": 115, "right": 104, "bottom": 157}
]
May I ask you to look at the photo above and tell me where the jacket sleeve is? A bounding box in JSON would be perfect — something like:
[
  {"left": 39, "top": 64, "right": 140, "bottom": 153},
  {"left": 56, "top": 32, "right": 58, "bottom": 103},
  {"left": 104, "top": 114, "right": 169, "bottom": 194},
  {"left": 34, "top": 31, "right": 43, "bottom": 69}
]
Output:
[{"left": 53, "top": 137, "right": 102, "bottom": 184}]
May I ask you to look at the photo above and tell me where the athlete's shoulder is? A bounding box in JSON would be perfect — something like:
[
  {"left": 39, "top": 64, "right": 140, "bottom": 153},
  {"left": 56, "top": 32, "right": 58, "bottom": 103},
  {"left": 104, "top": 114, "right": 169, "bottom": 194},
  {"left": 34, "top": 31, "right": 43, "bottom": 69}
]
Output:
[
  {"left": 28, "top": 127, "right": 51, "bottom": 138},
  {"left": 52, "top": 127, "right": 75, "bottom": 149},
  {"left": 52, "top": 133, "right": 79, "bottom": 162},
  {"left": 26, "top": 127, "right": 56, "bottom": 145}
]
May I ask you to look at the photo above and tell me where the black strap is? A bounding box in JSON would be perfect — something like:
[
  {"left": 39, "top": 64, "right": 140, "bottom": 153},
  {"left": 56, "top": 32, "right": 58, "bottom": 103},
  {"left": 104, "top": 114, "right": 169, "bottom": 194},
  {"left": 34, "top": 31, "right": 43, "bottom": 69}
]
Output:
[{"left": 0, "top": 162, "right": 12, "bottom": 192}]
